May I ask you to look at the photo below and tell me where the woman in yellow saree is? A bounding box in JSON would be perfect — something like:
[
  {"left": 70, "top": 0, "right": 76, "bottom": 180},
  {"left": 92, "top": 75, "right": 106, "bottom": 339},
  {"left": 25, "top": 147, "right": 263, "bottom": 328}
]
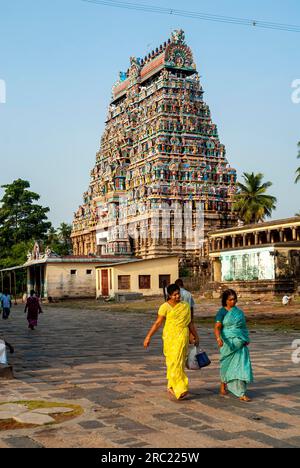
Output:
[{"left": 144, "top": 284, "right": 199, "bottom": 400}]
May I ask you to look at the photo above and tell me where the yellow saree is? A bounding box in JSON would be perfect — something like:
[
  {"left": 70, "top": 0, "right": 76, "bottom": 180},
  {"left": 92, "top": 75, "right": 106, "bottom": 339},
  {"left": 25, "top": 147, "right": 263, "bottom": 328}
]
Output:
[{"left": 158, "top": 301, "right": 191, "bottom": 399}]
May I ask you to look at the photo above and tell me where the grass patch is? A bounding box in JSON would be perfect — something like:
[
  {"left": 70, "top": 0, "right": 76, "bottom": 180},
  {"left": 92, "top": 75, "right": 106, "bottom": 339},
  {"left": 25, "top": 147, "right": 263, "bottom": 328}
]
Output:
[
  {"left": 46, "top": 298, "right": 161, "bottom": 313},
  {"left": 0, "top": 401, "right": 83, "bottom": 431}
]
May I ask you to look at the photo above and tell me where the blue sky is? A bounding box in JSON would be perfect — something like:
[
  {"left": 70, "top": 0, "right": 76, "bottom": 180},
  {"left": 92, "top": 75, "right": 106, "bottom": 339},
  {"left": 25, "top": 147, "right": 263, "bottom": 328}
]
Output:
[{"left": 0, "top": 0, "right": 299, "bottom": 227}]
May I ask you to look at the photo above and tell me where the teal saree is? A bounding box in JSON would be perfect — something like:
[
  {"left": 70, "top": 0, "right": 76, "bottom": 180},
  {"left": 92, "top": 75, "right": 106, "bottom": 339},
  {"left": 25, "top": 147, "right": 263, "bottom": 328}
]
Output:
[{"left": 216, "top": 306, "right": 254, "bottom": 398}]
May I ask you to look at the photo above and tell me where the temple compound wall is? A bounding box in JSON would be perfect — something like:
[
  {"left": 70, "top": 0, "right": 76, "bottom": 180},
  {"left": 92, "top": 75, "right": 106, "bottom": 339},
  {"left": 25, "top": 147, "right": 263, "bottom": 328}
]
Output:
[{"left": 71, "top": 30, "right": 237, "bottom": 274}]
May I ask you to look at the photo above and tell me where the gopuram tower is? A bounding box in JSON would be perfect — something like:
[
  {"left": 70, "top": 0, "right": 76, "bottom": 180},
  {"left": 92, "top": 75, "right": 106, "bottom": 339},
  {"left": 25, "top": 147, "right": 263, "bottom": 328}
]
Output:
[{"left": 72, "top": 30, "right": 237, "bottom": 272}]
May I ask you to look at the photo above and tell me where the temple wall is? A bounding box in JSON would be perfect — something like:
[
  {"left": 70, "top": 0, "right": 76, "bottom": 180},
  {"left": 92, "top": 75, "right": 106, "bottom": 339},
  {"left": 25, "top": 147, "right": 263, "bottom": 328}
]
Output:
[
  {"left": 217, "top": 279, "right": 296, "bottom": 299},
  {"left": 45, "top": 263, "right": 97, "bottom": 299},
  {"left": 220, "top": 247, "right": 276, "bottom": 282},
  {"left": 96, "top": 256, "right": 178, "bottom": 298},
  {"left": 208, "top": 221, "right": 300, "bottom": 298}
]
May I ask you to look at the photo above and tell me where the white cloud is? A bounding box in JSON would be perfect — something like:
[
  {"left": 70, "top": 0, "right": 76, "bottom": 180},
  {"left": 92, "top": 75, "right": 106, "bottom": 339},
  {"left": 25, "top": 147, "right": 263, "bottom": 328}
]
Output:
[
  {"left": 0, "top": 79, "right": 6, "bottom": 104},
  {"left": 291, "top": 79, "right": 300, "bottom": 104}
]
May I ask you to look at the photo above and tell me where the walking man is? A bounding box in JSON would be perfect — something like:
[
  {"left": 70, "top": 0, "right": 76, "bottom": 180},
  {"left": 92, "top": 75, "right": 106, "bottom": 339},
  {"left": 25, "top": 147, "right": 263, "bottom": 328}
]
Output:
[
  {"left": 1, "top": 290, "right": 12, "bottom": 320},
  {"left": 175, "top": 279, "right": 195, "bottom": 320}
]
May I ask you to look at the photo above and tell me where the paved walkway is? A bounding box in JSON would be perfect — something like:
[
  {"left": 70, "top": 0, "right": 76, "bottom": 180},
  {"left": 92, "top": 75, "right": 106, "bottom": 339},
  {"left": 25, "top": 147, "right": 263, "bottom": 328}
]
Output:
[{"left": 0, "top": 305, "right": 299, "bottom": 448}]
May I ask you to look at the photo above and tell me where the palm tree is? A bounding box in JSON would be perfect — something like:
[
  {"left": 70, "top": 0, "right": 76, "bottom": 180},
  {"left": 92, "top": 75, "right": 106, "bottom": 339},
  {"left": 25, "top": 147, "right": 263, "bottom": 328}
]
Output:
[
  {"left": 233, "top": 172, "right": 277, "bottom": 225},
  {"left": 57, "top": 222, "right": 72, "bottom": 255},
  {"left": 46, "top": 227, "right": 58, "bottom": 246},
  {"left": 295, "top": 141, "right": 300, "bottom": 183},
  {"left": 57, "top": 222, "right": 72, "bottom": 244}
]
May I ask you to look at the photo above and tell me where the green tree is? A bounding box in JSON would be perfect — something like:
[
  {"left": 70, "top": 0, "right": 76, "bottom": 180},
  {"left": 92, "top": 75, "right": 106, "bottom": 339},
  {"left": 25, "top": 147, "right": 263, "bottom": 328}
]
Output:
[
  {"left": 295, "top": 141, "right": 300, "bottom": 183},
  {"left": 46, "top": 223, "right": 72, "bottom": 256},
  {"left": 0, "top": 179, "right": 51, "bottom": 267},
  {"left": 233, "top": 172, "right": 277, "bottom": 224},
  {"left": 0, "top": 179, "right": 51, "bottom": 246},
  {"left": 57, "top": 222, "right": 72, "bottom": 255},
  {"left": 46, "top": 226, "right": 59, "bottom": 246}
]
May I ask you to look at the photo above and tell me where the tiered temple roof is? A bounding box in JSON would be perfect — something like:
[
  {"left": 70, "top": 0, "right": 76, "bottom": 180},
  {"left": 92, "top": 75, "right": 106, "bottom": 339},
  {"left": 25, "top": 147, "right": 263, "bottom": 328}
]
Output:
[{"left": 72, "top": 30, "right": 237, "bottom": 269}]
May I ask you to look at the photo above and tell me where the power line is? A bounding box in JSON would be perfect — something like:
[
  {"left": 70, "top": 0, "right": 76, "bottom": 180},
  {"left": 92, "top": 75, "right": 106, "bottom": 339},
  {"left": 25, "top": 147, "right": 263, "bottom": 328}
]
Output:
[{"left": 81, "top": 0, "right": 300, "bottom": 33}]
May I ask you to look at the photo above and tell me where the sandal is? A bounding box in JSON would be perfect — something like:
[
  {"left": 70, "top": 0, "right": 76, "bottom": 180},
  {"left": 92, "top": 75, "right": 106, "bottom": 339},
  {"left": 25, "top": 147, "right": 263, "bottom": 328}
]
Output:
[
  {"left": 220, "top": 383, "right": 228, "bottom": 396},
  {"left": 167, "top": 389, "right": 189, "bottom": 401},
  {"left": 239, "top": 395, "right": 251, "bottom": 402},
  {"left": 167, "top": 389, "right": 177, "bottom": 401}
]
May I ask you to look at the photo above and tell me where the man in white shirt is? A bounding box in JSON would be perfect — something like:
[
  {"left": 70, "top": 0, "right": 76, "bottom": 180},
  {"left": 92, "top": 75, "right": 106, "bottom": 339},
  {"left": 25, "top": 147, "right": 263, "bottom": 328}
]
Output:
[
  {"left": 175, "top": 279, "right": 195, "bottom": 320},
  {"left": 282, "top": 295, "right": 292, "bottom": 306}
]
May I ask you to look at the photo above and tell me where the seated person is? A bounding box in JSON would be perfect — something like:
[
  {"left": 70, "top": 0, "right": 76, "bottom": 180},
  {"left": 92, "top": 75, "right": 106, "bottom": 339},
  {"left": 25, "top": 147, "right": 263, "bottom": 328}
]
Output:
[{"left": 282, "top": 295, "right": 292, "bottom": 306}]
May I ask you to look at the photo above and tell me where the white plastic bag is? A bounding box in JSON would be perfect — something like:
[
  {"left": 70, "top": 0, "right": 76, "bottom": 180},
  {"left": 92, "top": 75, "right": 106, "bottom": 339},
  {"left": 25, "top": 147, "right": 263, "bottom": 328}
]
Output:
[
  {"left": 186, "top": 345, "right": 201, "bottom": 370},
  {"left": 0, "top": 339, "right": 8, "bottom": 365}
]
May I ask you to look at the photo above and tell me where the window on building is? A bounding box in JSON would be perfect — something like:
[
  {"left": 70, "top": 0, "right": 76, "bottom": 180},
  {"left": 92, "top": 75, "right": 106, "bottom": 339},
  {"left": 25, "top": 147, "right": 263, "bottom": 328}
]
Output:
[
  {"left": 159, "top": 275, "right": 171, "bottom": 288},
  {"left": 70, "top": 270, "right": 77, "bottom": 275},
  {"left": 139, "top": 275, "right": 151, "bottom": 289},
  {"left": 86, "top": 270, "right": 92, "bottom": 275},
  {"left": 118, "top": 275, "right": 131, "bottom": 290}
]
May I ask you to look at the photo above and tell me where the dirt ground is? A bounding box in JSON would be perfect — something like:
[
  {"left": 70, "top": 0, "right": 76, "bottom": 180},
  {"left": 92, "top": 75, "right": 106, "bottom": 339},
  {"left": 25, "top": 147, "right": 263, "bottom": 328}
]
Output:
[{"left": 44, "top": 296, "right": 300, "bottom": 331}]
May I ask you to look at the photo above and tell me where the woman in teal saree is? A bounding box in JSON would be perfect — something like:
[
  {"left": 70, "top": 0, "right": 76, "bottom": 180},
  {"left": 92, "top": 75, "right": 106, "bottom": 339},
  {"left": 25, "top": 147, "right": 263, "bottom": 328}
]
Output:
[{"left": 214, "top": 289, "right": 253, "bottom": 402}]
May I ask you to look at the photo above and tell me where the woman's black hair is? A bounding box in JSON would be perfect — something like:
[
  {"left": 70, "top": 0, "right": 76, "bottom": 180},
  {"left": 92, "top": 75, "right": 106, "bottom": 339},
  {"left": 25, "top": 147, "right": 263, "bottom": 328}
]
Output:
[
  {"left": 167, "top": 284, "right": 180, "bottom": 297},
  {"left": 221, "top": 289, "right": 238, "bottom": 307}
]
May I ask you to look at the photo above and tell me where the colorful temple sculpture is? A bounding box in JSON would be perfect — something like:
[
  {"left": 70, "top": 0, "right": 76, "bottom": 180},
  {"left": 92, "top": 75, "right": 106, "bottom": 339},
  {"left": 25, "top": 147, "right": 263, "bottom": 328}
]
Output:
[{"left": 71, "top": 30, "right": 237, "bottom": 272}]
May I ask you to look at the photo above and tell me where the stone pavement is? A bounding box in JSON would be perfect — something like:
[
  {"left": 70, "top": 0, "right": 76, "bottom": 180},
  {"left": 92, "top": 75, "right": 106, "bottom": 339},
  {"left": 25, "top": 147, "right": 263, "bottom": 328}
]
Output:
[{"left": 0, "top": 304, "right": 299, "bottom": 448}]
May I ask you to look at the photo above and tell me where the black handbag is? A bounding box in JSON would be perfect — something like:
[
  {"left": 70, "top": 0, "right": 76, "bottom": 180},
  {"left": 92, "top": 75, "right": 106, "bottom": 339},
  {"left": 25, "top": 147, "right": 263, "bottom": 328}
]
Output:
[{"left": 196, "top": 350, "right": 211, "bottom": 368}]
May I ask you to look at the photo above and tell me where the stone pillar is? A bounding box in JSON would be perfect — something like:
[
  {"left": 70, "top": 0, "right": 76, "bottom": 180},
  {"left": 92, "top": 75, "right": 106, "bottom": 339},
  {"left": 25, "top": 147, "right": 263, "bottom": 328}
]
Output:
[
  {"left": 279, "top": 229, "right": 284, "bottom": 242},
  {"left": 267, "top": 230, "right": 271, "bottom": 244},
  {"left": 254, "top": 233, "right": 259, "bottom": 246},
  {"left": 292, "top": 227, "right": 297, "bottom": 241},
  {"left": 213, "top": 258, "right": 222, "bottom": 282},
  {"left": 232, "top": 235, "right": 236, "bottom": 249},
  {"left": 243, "top": 234, "right": 247, "bottom": 247},
  {"left": 43, "top": 266, "right": 48, "bottom": 299},
  {"left": 27, "top": 267, "right": 32, "bottom": 296},
  {"left": 283, "top": 230, "right": 287, "bottom": 242}
]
